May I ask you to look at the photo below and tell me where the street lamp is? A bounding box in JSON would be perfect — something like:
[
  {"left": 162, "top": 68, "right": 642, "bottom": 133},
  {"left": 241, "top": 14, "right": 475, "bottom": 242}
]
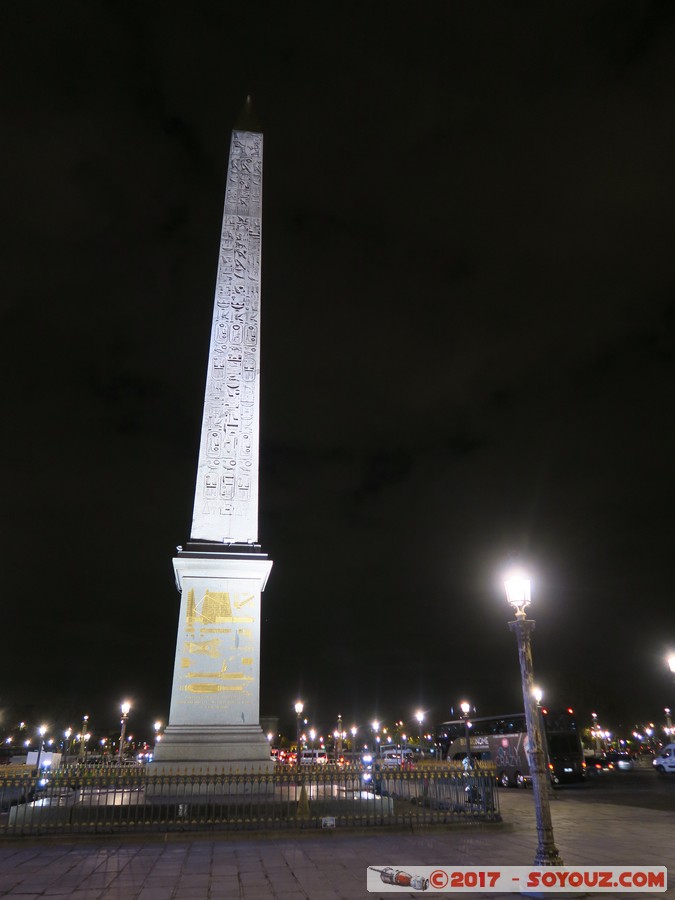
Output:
[
  {"left": 460, "top": 701, "right": 472, "bottom": 766},
  {"left": 118, "top": 701, "right": 131, "bottom": 763},
  {"left": 533, "top": 687, "right": 556, "bottom": 798},
  {"left": 294, "top": 701, "right": 304, "bottom": 770},
  {"left": 533, "top": 688, "right": 546, "bottom": 749},
  {"left": 415, "top": 710, "right": 424, "bottom": 753},
  {"left": 665, "top": 708, "right": 673, "bottom": 737},
  {"left": 78, "top": 714, "right": 89, "bottom": 761},
  {"left": 591, "top": 712, "right": 601, "bottom": 752},
  {"left": 35, "top": 724, "right": 47, "bottom": 776},
  {"left": 504, "top": 570, "right": 563, "bottom": 866},
  {"left": 336, "top": 713, "right": 343, "bottom": 761}
]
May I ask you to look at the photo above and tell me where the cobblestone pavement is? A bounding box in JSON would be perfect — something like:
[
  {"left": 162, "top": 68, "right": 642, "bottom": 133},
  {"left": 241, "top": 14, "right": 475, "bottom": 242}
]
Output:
[{"left": 0, "top": 789, "right": 673, "bottom": 898}]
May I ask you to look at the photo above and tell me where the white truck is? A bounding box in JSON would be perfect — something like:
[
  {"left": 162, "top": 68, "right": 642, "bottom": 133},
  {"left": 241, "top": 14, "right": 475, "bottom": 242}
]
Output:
[{"left": 652, "top": 743, "right": 675, "bottom": 773}]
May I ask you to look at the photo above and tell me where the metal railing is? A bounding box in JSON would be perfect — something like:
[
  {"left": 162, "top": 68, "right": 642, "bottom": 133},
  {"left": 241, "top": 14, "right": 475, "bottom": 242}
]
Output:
[{"left": 0, "top": 763, "right": 500, "bottom": 837}]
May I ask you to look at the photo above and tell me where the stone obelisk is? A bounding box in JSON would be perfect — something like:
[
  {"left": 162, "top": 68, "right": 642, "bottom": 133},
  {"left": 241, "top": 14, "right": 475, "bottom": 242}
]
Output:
[{"left": 153, "top": 99, "right": 273, "bottom": 772}]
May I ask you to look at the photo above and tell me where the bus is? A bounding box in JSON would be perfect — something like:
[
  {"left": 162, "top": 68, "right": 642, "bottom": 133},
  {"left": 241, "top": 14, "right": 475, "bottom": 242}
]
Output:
[{"left": 436, "top": 709, "right": 585, "bottom": 788}]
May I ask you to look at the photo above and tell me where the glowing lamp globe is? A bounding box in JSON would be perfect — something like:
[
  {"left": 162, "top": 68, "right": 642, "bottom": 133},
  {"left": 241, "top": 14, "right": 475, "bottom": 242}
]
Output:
[{"left": 504, "top": 572, "right": 531, "bottom": 615}]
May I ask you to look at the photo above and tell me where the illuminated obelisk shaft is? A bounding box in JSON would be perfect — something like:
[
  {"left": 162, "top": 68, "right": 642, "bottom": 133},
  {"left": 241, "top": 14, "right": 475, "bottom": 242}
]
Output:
[
  {"left": 153, "top": 100, "right": 273, "bottom": 772},
  {"left": 191, "top": 126, "right": 263, "bottom": 544}
]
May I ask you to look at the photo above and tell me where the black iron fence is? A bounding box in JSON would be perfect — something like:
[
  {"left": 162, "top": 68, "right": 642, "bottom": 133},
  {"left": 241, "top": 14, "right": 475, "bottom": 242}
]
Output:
[{"left": 0, "top": 764, "right": 500, "bottom": 837}]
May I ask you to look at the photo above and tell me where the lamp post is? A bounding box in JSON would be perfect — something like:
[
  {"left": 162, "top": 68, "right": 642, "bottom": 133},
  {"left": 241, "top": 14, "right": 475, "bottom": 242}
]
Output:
[
  {"left": 78, "top": 715, "right": 89, "bottom": 762},
  {"left": 118, "top": 702, "right": 131, "bottom": 764},
  {"left": 645, "top": 726, "right": 654, "bottom": 754},
  {"left": 64, "top": 728, "right": 72, "bottom": 759},
  {"left": 35, "top": 725, "right": 47, "bottom": 777},
  {"left": 533, "top": 688, "right": 546, "bottom": 759},
  {"left": 372, "top": 721, "right": 380, "bottom": 757},
  {"left": 665, "top": 708, "right": 673, "bottom": 737},
  {"left": 533, "top": 687, "right": 556, "bottom": 799},
  {"left": 415, "top": 710, "right": 424, "bottom": 754},
  {"left": 294, "top": 701, "right": 304, "bottom": 771},
  {"left": 460, "top": 701, "right": 472, "bottom": 767},
  {"left": 154, "top": 721, "right": 162, "bottom": 754},
  {"left": 336, "top": 714, "right": 343, "bottom": 761},
  {"left": 504, "top": 571, "right": 563, "bottom": 866},
  {"left": 591, "top": 712, "right": 601, "bottom": 752}
]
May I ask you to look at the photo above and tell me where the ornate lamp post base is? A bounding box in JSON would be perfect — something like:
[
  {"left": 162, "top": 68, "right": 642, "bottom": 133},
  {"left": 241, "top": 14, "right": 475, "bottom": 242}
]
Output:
[{"left": 509, "top": 616, "right": 564, "bottom": 868}]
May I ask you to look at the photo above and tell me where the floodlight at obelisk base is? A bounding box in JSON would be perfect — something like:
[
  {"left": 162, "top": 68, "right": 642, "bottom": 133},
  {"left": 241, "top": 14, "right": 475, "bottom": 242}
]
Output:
[{"left": 152, "top": 97, "right": 273, "bottom": 773}]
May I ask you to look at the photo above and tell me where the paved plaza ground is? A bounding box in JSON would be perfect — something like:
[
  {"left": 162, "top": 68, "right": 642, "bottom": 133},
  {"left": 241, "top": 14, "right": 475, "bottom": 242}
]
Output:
[{"left": 0, "top": 788, "right": 673, "bottom": 899}]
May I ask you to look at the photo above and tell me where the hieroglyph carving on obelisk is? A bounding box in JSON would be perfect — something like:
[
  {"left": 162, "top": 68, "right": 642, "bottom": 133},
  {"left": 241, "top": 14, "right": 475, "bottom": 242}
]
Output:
[{"left": 191, "top": 129, "right": 263, "bottom": 544}]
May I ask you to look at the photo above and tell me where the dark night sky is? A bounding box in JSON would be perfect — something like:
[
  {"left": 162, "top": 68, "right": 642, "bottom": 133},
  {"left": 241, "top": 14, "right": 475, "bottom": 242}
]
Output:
[{"left": 2, "top": 1, "right": 674, "bottom": 743}]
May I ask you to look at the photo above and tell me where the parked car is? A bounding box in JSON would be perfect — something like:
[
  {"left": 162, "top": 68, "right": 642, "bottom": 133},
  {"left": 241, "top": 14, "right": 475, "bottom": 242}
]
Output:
[
  {"left": 604, "top": 752, "right": 633, "bottom": 771},
  {"left": 584, "top": 754, "right": 612, "bottom": 775}
]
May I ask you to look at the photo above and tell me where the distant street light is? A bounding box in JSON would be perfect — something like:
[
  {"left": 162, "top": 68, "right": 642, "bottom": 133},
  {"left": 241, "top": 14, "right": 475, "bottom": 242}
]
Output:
[
  {"left": 460, "top": 701, "right": 472, "bottom": 767},
  {"left": 591, "top": 712, "right": 602, "bottom": 752},
  {"left": 533, "top": 687, "right": 555, "bottom": 798},
  {"left": 118, "top": 702, "right": 131, "bottom": 763},
  {"left": 665, "top": 708, "right": 673, "bottom": 737},
  {"left": 415, "top": 710, "right": 424, "bottom": 753},
  {"left": 504, "top": 570, "right": 563, "bottom": 866},
  {"left": 35, "top": 724, "right": 47, "bottom": 777},
  {"left": 78, "top": 715, "right": 89, "bottom": 761},
  {"left": 294, "top": 701, "right": 304, "bottom": 771},
  {"left": 336, "top": 714, "right": 343, "bottom": 761},
  {"left": 372, "top": 721, "right": 380, "bottom": 757}
]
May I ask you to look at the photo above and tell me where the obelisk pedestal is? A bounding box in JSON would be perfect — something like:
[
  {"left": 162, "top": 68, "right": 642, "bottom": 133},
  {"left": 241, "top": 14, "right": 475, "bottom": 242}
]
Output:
[{"left": 152, "top": 544, "right": 273, "bottom": 773}]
